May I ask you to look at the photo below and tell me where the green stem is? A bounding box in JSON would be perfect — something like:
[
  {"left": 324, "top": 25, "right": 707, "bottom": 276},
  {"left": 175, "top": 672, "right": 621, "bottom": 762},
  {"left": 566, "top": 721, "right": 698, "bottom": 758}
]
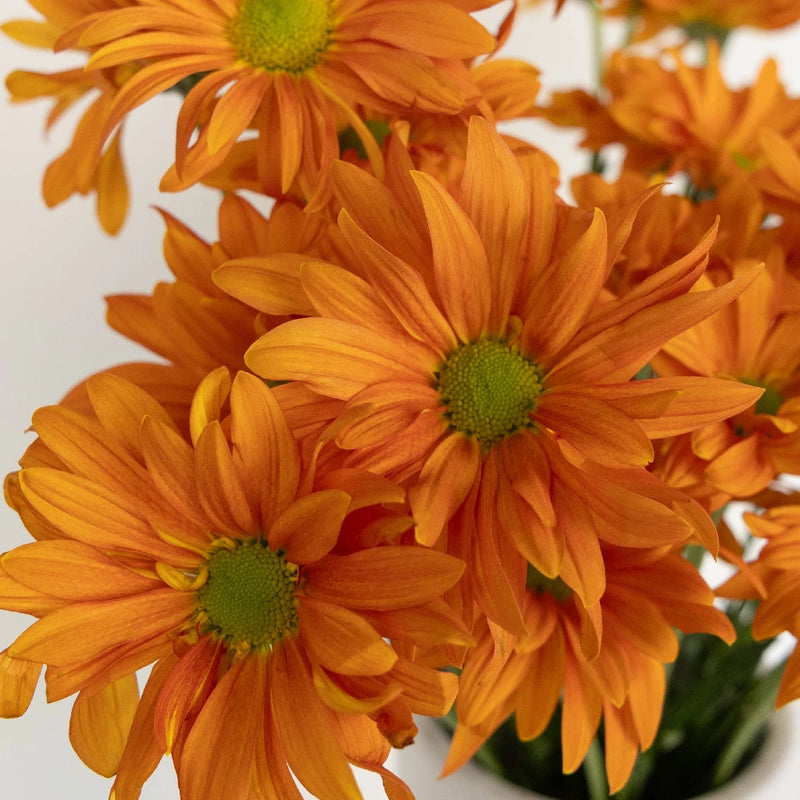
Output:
[{"left": 584, "top": 736, "right": 609, "bottom": 800}]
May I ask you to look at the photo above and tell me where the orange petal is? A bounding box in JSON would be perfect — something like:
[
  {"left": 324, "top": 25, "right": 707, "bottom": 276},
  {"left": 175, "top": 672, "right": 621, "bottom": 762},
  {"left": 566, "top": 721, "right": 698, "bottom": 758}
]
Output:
[
  {"left": 269, "top": 490, "right": 350, "bottom": 563},
  {"left": 179, "top": 655, "right": 266, "bottom": 800},
  {"left": 213, "top": 254, "right": 315, "bottom": 316},
  {"left": 409, "top": 433, "right": 481, "bottom": 546},
  {"left": 207, "top": 71, "right": 266, "bottom": 154},
  {"left": 189, "top": 366, "right": 232, "bottom": 446},
  {"left": 111, "top": 655, "right": 176, "bottom": 800},
  {"left": 1, "top": 539, "right": 161, "bottom": 600},
  {"left": 154, "top": 635, "right": 221, "bottom": 753},
  {"left": 0, "top": 650, "right": 41, "bottom": 718},
  {"left": 461, "top": 116, "right": 528, "bottom": 332},
  {"left": 411, "top": 170, "right": 492, "bottom": 341},
  {"left": 229, "top": 372, "right": 300, "bottom": 529},
  {"left": 306, "top": 547, "right": 464, "bottom": 610},
  {"left": 299, "top": 597, "right": 397, "bottom": 676},
  {"left": 194, "top": 421, "right": 257, "bottom": 535},
  {"left": 69, "top": 674, "right": 139, "bottom": 777},
  {"left": 338, "top": 210, "right": 456, "bottom": 355},
  {"left": 10, "top": 589, "right": 192, "bottom": 666},
  {"left": 536, "top": 390, "right": 654, "bottom": 468},
  {"left": 95, "top": 129, "right": 129, "bottom": 235},
  {"left": 270, "top": 639, "right": 362, "bottom": 800},
  {"left": 246, "top": 317, "right": 436, "bottom": 399}
]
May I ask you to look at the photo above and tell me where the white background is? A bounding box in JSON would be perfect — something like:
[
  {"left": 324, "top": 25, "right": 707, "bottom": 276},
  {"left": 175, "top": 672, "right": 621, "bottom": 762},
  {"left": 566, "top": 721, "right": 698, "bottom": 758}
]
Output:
[{"left": 2, "top": 0, "right": 800, "bottom": 797}]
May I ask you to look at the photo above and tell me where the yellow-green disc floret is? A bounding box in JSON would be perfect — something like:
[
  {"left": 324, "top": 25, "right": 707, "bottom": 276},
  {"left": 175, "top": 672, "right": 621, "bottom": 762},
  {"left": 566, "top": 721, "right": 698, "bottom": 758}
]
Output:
[
  {"left": 741, "top": 377, "right": 785, "bottom": 417},
  {"left": 526, "top": 565, "right": 573, "bottom": 603},
  {"left": 437, "top": 338, "right": 544, "bottom": 449},
  {"left": 197, "top": 538, "right": 299, "bottom": 650},
  {"left": 228, "top": 0, "right": 334, "bottom": 73}
]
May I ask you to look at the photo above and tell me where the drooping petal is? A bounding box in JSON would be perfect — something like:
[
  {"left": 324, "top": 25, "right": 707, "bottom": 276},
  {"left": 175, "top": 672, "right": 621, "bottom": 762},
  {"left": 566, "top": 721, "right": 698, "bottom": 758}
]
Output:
[
  {"left": 299, "top": 597, "right": 397, "bottom": 676},
  {"left": 69, "top": 674, "right": 139, "bottom": 777},
  {"left": 111, "top": 655, "right": 177, "bottom": 800},
  {"left": 0, "top": 650, "right": 41, "bottom": 718},
  {"left": 408, "top": 432, "right": 481, "bottom": 546},
  {"left": 270, "top": 639, "right": 362, "bottom": 800},
  {"left": 179, "top": 655, "right": 266, "bottom": 800}
]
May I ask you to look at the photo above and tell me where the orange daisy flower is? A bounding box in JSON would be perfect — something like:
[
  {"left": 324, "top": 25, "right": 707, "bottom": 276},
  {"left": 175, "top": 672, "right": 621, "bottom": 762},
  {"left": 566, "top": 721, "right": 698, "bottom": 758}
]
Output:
[
  {"left": 541, "top": 42, "right": 800, "bottom": 194},
  {"left": 3, "top": 1, "right": 136, "bottom": 234},
  {"left": 227, "top": 117, "right": 762, "bottom": 632},
  {"left": 2, "top": 368, "right": 467, "bottom": 799},
  {"left": 445, "top": 545, "right": 735, "bottom": 793},
  {"left": 101, "top": 192, "right": 347, "bottom": 441},
  {"left": 652, "top": 254, "right": 800, "bottom": 499},
  {"left": 569, "top": 171, "right": 771, "bottom": 299},
  {"left": 604, "top": 0, "right": 800, "bottom": 41},
  {"left": 61, "top": 0, "right": 499, "bottom": 204},
  {"left": 199, "top": 57, "right": 552, "bottom": 210},
  {"left": 717, "top": 501, "right": 800, "bottom": 708}
]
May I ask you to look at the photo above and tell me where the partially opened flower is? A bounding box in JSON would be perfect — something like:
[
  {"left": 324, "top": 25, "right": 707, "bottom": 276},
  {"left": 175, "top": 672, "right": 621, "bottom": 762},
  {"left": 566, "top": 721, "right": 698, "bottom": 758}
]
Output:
[
  {"left": 1, "top": 369, "right": 466, "bottom": 800},
  {"left": 61, "top": 0, "right": 499, "bottom": 205},
  {"left": 228, "top": 117, "right": 762, "bottom": 633},
  {"left": 446, "top": 545, "right": 735, "bottom": 793},
  {"left": 717, "top": 500, "right": 800, "bottom": 708},
  {"left": 603, "top": 0, "right": 800, "bottom": 41},
  {"left": 541, "top": 42, "right": 800, "bottom": 194},
  {"left": 3, "top": 0, "right": 135, "bottom": 233},
  {"left": 652, "top": 253, "right": 800, "bottom": 498}
]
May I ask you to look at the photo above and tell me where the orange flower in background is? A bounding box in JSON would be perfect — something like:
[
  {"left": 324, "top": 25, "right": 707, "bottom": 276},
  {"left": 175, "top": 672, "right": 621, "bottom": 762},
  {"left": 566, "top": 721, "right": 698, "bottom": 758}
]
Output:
[
  {"left": 1, "top": 369, "right": 467, "bottom": 800},
  {"left": 569, "top": 172, "right": 773, "bottom": 298},
  {"left": 604, "top": 0, "right": 800, "bottom": 40},
  {"left": 224, "top": 117, "right": 762, "bottom": 633},
  {"left": 36, "top": 194, "right": 344, "bottom": 439},
  {"left": 3, "top": 0, "right": 136, "bottom": 234},
  {"left": 652, "top": 254, "right": 800, "bottom": 499},
  {"left": 199, "top": 57, "right": 555, "bottom": 213},
  {"left": 106, "top": 193, "right": 335, "bottom": 380},
  {"left": 541, "top": 42, "right": 800, "bottom": 193},
  {"left": 717, "top": 501, "right": 800, "bottom": 707},
  {"left": 446, "top": 545, "right": 735, "bottom": 793},
  {"left": 58, "top": 0, "right": 499, "bottom": 207}
]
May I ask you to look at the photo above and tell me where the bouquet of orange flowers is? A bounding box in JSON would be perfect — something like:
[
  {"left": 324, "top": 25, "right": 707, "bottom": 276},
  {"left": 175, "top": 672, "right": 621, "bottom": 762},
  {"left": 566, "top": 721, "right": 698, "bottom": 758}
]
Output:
[{"left": 3, "top": 1, "right": 800, "bottom": 799}]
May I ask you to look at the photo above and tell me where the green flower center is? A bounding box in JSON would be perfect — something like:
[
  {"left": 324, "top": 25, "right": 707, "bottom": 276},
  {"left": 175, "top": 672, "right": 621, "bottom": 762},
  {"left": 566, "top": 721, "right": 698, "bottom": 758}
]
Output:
[
  {"left": 741, "top": 378, "right": 785, "bottom": 417},
  {"left": 526, "top": 566, "right": 573, "bottom": 603},
  {"left": 436, "top": 338, "right": 543, "bottom": 449},
  {"left": 228, "top": 0, "right": 334, "bottom": 73},
  {"left": 197, "top": 538, "right": 299, "bottom": 650}
]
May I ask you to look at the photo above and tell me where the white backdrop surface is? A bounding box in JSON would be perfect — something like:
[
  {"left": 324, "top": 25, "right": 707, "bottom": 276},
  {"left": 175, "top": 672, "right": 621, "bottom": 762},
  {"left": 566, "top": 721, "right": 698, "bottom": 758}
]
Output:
[{"left": 3, "top": 1, "right": 800, "bottom": 798}]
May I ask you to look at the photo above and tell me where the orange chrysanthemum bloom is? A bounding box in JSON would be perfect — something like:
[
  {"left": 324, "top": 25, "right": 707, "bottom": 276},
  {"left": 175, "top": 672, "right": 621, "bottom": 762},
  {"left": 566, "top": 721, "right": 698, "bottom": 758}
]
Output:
[
  {"left": 570, "top": 172, "right": 772, "bottom": 298},
  {"left": 751, "top": 128, "right": 800, "bottom": 219},
  {"left": 541, "top": 43, "right": 800, "bottom": 194},
  {"left": 717, "top": 501, "right": 800, "bottom": 708},
  {"left": 60, "top": 0, "right": 499, "bottom": 205},
  {"left": 445, "top": 545, "right": 735, "bottom": 793},
  {"left": 201, "top": 57, "right": 553, "bottom": 209},
  {"left": 3, "top": 0, "right": 135, "bottom": 234},
  {"left": 604, "top": 0, "right": 800, "bottom": 41},
  {"left": 1, "top": 368, "right": 467, "bottom": 800},
  {"left": 92, "top": 192, "right": 345, "bottom": 439},
  {"left": 652, "top": 255, "right": 800, "bottom": 499},
  {"left": 226, "top": 117, "right": 762, "bottom": 633},
  {"left": 107, "top": 194, "right": 336, "bottom": 378}
]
